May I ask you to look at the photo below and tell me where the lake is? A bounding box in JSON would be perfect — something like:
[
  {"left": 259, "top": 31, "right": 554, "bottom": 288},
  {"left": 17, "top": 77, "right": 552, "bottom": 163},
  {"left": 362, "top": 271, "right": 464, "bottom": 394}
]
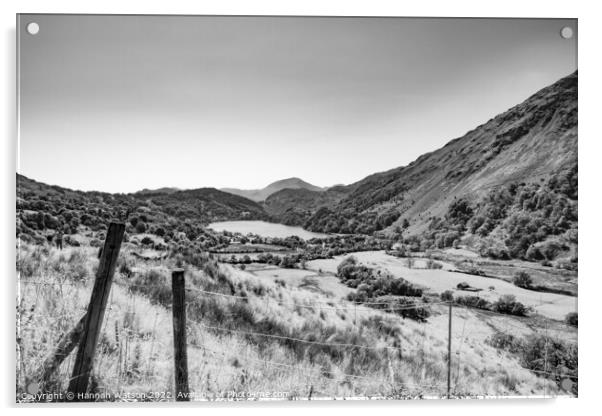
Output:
[{"left": 208, "top": 220, "right": 329, "bottom": 240}]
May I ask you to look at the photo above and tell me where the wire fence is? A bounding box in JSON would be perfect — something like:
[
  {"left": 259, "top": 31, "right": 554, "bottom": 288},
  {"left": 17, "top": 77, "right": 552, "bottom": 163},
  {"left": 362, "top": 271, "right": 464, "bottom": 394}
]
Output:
[{"left": 17, "top": 267, "right": 578, "bottom": 401}]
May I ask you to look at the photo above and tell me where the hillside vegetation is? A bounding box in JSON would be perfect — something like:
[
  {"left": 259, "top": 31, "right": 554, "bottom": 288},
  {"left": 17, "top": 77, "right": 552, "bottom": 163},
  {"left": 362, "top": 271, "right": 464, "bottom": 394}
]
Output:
[
  {"left": 17, "top": 174, "right": 266, "bottom": 250},
  {"left": 17, "top": 241, "right": 563, "bottom": 400},
  {"left": 273, "top": 72, "right": 578, "bottom": 265}
]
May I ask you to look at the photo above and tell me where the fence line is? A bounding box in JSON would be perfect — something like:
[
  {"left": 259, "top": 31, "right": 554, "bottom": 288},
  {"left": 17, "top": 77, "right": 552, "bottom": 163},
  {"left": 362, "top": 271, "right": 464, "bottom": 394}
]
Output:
[
  {"left": 20, "top": 279, "right": 578, "bottom": 334},
  {"left": 184, "top": 286, "right": 451, "bottom": 312},
  {"left": 18, "top": 231, "right": 577, "bottom": 402},
  {"left": 189, "top": 319, "right": 405, "bottom": 352},
  {"left": 194, "top": 342, "right": 447, "bottom": 392}
]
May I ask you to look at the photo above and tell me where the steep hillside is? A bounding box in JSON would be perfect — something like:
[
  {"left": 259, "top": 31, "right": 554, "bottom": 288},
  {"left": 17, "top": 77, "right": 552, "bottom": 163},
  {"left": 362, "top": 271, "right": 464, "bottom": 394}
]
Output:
[
  {"left": 302, "top": 72, "right": 577, "bottom": 262},
  {"left": 222, "top": 177, "right": 324, "bottom": 202}
]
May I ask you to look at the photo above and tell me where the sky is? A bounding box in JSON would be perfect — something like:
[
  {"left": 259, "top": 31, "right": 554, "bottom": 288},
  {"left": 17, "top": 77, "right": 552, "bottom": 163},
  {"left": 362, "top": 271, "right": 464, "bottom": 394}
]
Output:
[{"left": 18, "top": 15, "right": 577, "bottom": 193}]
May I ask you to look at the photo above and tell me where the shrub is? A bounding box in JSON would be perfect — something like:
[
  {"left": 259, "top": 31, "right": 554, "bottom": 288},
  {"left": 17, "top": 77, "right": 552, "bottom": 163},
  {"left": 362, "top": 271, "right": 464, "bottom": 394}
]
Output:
[
  {"left": 520, "top": 335, "right": 578, "bottom": 395},
  {"left": 526, "top": 245, "right": 544, "bottom": 261},
  {"left": 455, "top": 295, "right": 490, "bottom": 310},
  {"left": 565, "top": 312, "right": 578, "bottom": 327},
  {"left": 426, "top": 259, "right": 443, "bottom": 269},
  {"left": 369, "top": 296, "right": 431, "bottom": 322},
  {"left": 512, "top": 271, "right": 533, "bottom": 288},
  {"left": 440, "top": 290, "right": 454, "bottom": 302},
  {"left": 492, "top": 295, "right": 530, "bottom": 316},
  {"left": 130, "top": 269, "right": 171, "bottom": 305},
  {"left": 486, "top": 332, "right": 523, "bottom": 353},
  {"left": 89, "top": 238, "right": 102, "bottom": 248},
  {"left": 135, "top": 222, "right": 147, "bottom": 233},
  {"left": 541, "top": 241, "right": 564, "bottom": 260}
]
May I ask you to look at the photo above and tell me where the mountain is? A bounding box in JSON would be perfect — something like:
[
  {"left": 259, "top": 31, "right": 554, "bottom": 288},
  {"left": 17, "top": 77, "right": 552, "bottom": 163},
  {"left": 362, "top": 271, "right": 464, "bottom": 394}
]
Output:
[
  {"left": 221, "top": 177, "right": 323, "bottom": 202},
  {"left": 281, "top": 71, "right": 577, "bottom": 261},
  {"left": 16, "top": 71, "right": 577, "bottom": 263},
  {"left": 264, "top": 186, "right": 350, "bottom": 226},
  {"left": 140, "top": 187, "right": 267, "bottom": 224},
  {"left": 16, "top": 174, "right": 267, "bottom": 245}
]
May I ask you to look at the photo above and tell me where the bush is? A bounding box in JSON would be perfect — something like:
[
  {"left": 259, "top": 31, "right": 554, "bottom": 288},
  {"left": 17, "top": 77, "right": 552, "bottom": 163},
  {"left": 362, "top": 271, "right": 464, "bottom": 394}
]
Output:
[
  {"left": 492, "top": 295, "right": 530, "bottom": 316},
  {"left": 513, "top": 271, "right": 533, "bottom": 289},
  {"left": 565, "top": 312, "right": 578, "bottom": 327},
  {"left": 520, "top": 335, "right": 578, "bottom": 395},
  {"left": 130, "top": 269, "right": 171, "bottom": 305},
  {"left": 487, "top": 332, "right": 578, "bottom": 395},
  {"left": 440, "top": 290, "right": 454, "bottom": 302},
  {"left": 426, "top": 259, "right": 443, "bottom": 269},
  {"left": 89, "top": 238, "right": 102, "bottom": 248},
  {"left": 135, "top": 221, "right": 147, "bottom": 233},
  {"left": 455, "top": 295, "right": 490, "bottom": 310},
  {"left": 486, "top": 332, "right": 522, "bottom": 353}
]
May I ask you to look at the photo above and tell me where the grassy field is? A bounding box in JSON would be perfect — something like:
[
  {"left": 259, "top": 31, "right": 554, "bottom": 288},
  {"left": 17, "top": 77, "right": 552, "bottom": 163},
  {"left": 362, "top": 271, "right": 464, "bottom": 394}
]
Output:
[
  {"left": 307, "top": 251, "right": 577, "bottom": 321},
  {"left": 17, "top": 240, "right": 571, "bottom": 402}
]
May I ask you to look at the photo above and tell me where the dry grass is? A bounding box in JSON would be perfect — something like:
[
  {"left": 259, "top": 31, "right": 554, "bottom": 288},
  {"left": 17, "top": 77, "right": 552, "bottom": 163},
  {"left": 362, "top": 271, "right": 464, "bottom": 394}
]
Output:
[{"left": 16, "top": 242, "right": 561, "bottom": 401}]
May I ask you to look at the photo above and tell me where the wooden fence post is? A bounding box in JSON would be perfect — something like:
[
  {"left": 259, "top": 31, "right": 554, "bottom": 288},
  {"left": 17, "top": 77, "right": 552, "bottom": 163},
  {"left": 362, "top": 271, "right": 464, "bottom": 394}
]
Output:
[
  {"left": 39, "top": 313, "right": 86, "bottom": 390},
  {"left": 68, "top": 222, "right": 125, "bottom": 399},
  {"left": 447, "top": 301, "right": 452, "bottom": 399},
  {"left": 171, "top": 268, "right": 190, "bottom": 401}
]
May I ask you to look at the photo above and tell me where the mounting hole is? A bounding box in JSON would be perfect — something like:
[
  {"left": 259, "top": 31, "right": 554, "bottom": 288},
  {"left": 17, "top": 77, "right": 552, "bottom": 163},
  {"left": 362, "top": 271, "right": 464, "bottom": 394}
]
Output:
[
  {"left": 560, "top": 378, "right": 574, "bottom": 392},
  {"left": 560, "top": 26, "right": 573, "bottom": 39},
  {"left": 26, "top": 22, "right": 40, "bottom": 35}
]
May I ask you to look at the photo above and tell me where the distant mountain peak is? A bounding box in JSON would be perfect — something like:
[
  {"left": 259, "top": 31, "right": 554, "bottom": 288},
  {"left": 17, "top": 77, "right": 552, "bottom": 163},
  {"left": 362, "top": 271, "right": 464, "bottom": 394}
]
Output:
[{"left": 221, "top": 178, "right": 323, "bottom": 202}]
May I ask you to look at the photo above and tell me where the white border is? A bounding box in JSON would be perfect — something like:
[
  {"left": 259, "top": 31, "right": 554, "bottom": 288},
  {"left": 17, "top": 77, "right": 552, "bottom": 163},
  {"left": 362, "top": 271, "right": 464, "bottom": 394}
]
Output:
[{"left": 2, "top": 1, "right": 601, "bottom": 415}]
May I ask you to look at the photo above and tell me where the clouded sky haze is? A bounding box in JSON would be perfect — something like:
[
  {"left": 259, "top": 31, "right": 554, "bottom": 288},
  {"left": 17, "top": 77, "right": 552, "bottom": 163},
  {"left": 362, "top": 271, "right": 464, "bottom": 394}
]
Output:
[{"left": 18, "top": 15, "right": 577, "bottom": 193}]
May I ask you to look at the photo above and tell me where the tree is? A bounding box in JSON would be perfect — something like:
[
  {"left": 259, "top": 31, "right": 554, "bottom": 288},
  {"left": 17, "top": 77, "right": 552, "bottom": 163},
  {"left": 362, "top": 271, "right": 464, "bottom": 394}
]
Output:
[{"left": 513, "top": 271, "right": 533, "bottom": 289}]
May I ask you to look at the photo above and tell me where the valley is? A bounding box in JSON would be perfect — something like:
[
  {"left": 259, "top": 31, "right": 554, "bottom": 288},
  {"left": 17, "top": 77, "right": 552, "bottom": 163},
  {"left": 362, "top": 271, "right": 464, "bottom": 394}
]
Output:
[{"left": 16, "top": 71, "right": 578, "bottom": 400}]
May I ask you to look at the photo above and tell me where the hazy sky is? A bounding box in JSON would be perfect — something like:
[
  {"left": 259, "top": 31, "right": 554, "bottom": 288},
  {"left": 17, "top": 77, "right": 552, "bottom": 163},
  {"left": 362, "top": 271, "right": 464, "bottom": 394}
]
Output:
[{"left": 18, "top": 15, "right": 577, "bottom": 193}]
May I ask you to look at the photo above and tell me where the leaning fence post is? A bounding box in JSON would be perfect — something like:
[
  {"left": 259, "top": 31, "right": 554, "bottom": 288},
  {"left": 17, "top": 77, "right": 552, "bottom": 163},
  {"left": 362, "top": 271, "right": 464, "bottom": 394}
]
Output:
[
  {"left": 39, "top": 313, "right": 87, "bottom": 390},
  {"left": 171, "top": 268, "right": 190, "bottom": 401},
  {"left": 68, "top": 222, "right": 125, "bottom": 399}
]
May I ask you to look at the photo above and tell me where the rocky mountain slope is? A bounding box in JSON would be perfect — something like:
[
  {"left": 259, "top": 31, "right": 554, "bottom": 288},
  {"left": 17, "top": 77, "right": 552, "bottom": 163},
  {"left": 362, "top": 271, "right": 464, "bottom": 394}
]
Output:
[
  {"left": 273, "top": 71, "right": 577, "bottom": 262},
  {"left": 221, "top": 177, "right": 323, "bottom": 202}
]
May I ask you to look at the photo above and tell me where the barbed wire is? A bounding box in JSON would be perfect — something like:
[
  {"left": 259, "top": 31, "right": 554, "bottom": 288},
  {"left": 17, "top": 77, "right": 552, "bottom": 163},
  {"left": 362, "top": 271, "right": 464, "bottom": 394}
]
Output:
[
  {"left": 194, "top": 342, "right": 446, "bottom": 391},
  {"left": 19, "top": 279, "right": 577, "bottom": 336},
  {"left": 188, "top": 318, "right": 405, "bottom": 352},
  {"left": 183, "top": 286, "right": 450, "bottom": 312}
]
